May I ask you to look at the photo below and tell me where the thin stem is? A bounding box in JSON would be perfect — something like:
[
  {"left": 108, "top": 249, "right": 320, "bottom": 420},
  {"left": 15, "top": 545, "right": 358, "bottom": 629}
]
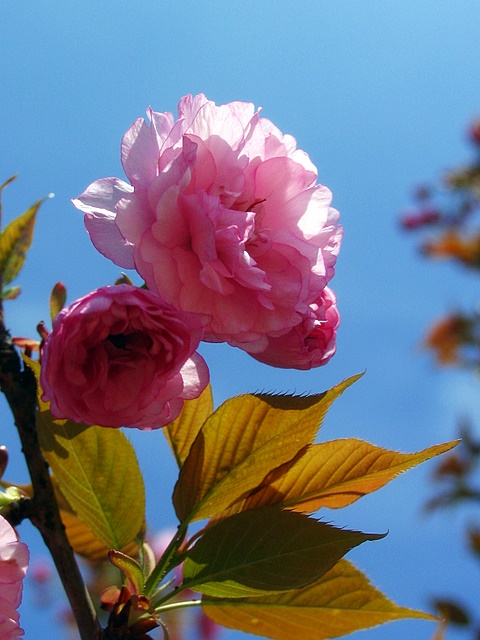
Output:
[
  {"left": 0, "top": 324, "right": 101, "bottom": 640},
  {"left": 144, "top": 522, "right": 188, "bottom": 597},
  {"left": 156, "top": 599, "right": 202, "bottom": 614}
]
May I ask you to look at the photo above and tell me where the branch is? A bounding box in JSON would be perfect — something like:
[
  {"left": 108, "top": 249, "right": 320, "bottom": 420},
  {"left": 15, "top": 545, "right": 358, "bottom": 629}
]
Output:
[{"left": 0, "top": 324, "right": 102, "bottom": 640}]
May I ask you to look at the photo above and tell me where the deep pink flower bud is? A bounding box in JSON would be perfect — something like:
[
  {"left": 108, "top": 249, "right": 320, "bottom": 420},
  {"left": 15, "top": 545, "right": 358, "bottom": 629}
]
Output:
[{"left": 40, "top": 285, "right": 209, "bottom": 429}]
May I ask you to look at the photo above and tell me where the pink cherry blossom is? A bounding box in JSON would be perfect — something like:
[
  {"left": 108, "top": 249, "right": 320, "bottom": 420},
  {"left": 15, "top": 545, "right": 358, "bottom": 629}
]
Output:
[
  {"left": 73, "top": 94, "right": 342, "bottom": 364},
  {"left": 0, "top": 516, "right": 28, "bottom": 638},
  {"left": 249, "top": 287, "right": 340, "bottom": 369},
  {"left": 40, "top": 285, "right": 209, "bottom": 429}
]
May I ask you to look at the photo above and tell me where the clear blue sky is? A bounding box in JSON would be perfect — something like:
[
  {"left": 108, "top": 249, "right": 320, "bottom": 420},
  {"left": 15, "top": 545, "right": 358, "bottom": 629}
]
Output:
[{"left": 2, "top": 2, "right": 480, "bottom": 638}]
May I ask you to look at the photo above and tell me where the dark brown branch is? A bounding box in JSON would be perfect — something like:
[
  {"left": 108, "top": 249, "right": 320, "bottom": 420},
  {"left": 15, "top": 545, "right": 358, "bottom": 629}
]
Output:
[{"left": 0, "top": 325, "right": 102, "bottom": 640}]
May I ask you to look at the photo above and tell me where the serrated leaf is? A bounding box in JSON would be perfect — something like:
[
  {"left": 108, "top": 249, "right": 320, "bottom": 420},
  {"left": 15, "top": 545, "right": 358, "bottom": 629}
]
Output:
[
  {"left": 6, "top": 479, "right": 138, "bottom": 561},
  {"left": 173, "top": 375, "right": 361, "bottom": 523},
  {"left": 49, "top": 282, "right": 67, "bottom": 321},
  {"left": 0, "top": 196, "right": 45, "bottom": 286},
  {"left": 25, "top": 358, "right": 146, "bottom": 552},
  {"left": 217, "top": 439, "right": 459, "bottom": 516},
  {"left": 164, "top": 383, "right": 214, "bottom": 467},
  {"left": 182, "top": 506, "right": 383, "bottom": 598},
  {"left": 54, "top": 482, "right": 138, "bottom": 562},
  {"left": 202, "top": 559, "right": 435, "bottom": 639}
]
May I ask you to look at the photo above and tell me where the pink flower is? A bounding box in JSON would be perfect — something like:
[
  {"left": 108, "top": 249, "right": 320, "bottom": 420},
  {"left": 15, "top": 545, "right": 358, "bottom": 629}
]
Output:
[
  {"left": 249, "top": 287, "right": 340, "bottom": 369},
  {"left": 40, "top": 285, "right": 209, "bottom": 429},
  {"left": 73, "top": 94, "right": 342, "bottom": 361},
  {"left": 0, "top": 516, "right": 29, "bottom": 638}
]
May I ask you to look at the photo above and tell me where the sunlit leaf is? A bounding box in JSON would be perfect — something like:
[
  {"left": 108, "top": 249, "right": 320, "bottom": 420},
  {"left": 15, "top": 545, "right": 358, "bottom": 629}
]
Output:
[
  {"left": 202, "top": 559, "right": 435, "bottom": 639},
  {"left": 55, "top": 482, "right": 138, "bottom": 561},
  {"left": 182, "top": 506, "right": 383, "bottom": 598},
  {"left": 109, "top": 550, "right": 144, "bottom": 594},
  {"left": 5, "top": 479, "right": 137, "bottom": 561},
  {"left": 217, "top": 439, "right": 459, "bottom": 516},
  {"left": 164, "top": 383, "right": 214, "bottom": 467},
  {"left": 1, "top": 285, "right": 21, "bottom": 300},
  {"left": 173, "top": 375, "right": 361, "bottom": 523},
  {"left": 25, "top": 358, "right": 146, "bottom": 553},
  {"left": 0, "top": 195, "right": 48, "bottom": 287},
  {"left": 49, "top": 282, "right": 67, "bottom": 321}
]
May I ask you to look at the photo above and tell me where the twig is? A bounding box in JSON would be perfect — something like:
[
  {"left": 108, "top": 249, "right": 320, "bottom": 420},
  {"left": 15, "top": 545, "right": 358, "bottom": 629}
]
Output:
[{"left": 0, "top": 324, "right": 102, "bottom": 640}]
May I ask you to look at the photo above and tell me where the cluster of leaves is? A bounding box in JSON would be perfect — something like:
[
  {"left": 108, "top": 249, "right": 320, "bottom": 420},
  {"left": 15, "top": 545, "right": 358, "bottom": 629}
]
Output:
[
  {"left": 23, "top": 366, "right": 454, "bottom": 639},
  {"left": 0, "top": 176, "right": 455, "bottom": 640},
  {"left": 401, "top": 118, "right": 480, "bottom": 639}
]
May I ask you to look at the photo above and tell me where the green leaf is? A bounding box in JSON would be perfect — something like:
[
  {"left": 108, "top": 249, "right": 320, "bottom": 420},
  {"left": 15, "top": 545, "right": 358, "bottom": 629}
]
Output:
[
  {"left": 54, "top": 480, "right": 138, "bottom": 561},
  {"left": 26, "top": 358, "right": 146, "bottom": 552},
  {"left": 109, "top": 550, "right": 145, "bottom": 594},
  {"left": 1, "top": 285, "right": 21, "bottom": 300},
  {"left": 202, "top": 559, "right": 435, "bottom": 639},
  {"left": 49, "top": 282, "right": 67, "bottom": 321},
  {"left": 182, "top": 506, "right": 384, "bottom": 598},
  {"left": 0, "top": 195, "right": 47, "bottom": 286},
  {"left": 164, "top": 383, "right": 214, "bottom": 468},
  {"left": 217, "top": 439, "right": 459, "bottom": 516},
  {"left": 173, "top": 375, "right": 361, "bottom": 523}
]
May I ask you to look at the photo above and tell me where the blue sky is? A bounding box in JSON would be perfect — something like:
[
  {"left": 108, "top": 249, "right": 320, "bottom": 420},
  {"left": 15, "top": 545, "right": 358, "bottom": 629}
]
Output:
[{"left": 2, "top": 1, "right": 480, "bottom": 638}]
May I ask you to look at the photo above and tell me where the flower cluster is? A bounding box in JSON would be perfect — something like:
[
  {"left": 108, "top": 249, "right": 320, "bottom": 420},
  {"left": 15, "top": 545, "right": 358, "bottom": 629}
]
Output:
[
  {"left": 0, "top": 516, "right": 28, "bottom": 638},
  {"left": 41, "top": 94, "right": 342, "bottom": 429}
]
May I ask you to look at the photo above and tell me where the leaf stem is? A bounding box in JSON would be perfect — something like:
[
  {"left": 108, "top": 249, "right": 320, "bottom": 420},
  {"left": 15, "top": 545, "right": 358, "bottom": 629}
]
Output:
[
  {"left": 155, "top": 598, "right": 202, "bottom": 614},
  {"left": 144, "top": 523, "right": 188, "bottom": 597},
  {"left": 0, "top": 323, "right": 102, "bottom": 640}
]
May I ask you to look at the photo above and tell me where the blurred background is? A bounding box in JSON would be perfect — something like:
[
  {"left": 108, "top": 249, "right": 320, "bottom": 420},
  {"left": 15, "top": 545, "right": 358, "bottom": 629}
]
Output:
[{"left": 2, "top": 1, "right": 480, "bottom": 638}]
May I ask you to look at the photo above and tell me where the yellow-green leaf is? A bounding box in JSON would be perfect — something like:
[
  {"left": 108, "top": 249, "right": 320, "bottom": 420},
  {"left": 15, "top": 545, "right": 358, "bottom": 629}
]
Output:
[
  {"left": 217, "top": 439, "right": 459, "bottom": 516},
  {"left": 109, "top": 550, "right": 144, "bottom": 594},
  {"left": 49, "top": 282, "right": 67, "bottom": 321},
  {"left": 183, "top": 507, "right": 384, "bottom": 598},
  {"left": 202, "top": 559, "right": 435, "bottom": 639},
  {"left": 0, "top": 196, "right": 47, "bottom": 287},
  {"left": 55, "top": 482, "right": 138, "bottom": 562},
  {"left": 26, "top": 358, "right": 146, "bottom": 552},
  {"left": 164, "top": 383, "right": 214, "bottom": 467},
  {"left": 173, "top": 375, "right": 361, "bottom": 523}
]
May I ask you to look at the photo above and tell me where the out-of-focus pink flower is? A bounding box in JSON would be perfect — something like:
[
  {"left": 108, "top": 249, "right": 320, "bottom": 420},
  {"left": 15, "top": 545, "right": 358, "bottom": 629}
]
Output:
[
  {"left": 197, "top": 610, "right": 220, "bottom": 640},
  {"left": 0, "top": 516, "right": 28, "bottom": 638},
  {"left": 40, "top": 285, "right": 209, "bottom": 429},
  {"left": 399, "top": 208, "right": 441, "bottom": 230},
  {"left": 249, "top": 287, "right": 339, "bottom": 369},
  {"left": 73, "top": 94, "right": 342, "bottom": 362}
]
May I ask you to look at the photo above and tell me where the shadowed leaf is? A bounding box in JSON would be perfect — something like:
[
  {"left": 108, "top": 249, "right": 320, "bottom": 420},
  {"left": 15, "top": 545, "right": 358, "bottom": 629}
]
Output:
[
  {"left": 218, "top": 439, "right": 459, "bottom": 516},
  {"left": 164, "top": 383, "right": 214, "bottom": 467},
  {"left": 202, "top": 559, "right": 435, "bottom": 639},
  {"left": 182, "top": 506, "right": 383, "bottom": 598},
  {"left": 173, "top": 375, "right": 362, "bottom": 523},
  {"left": 26, "top": 358, "right": 146, "bottom": 553}
]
